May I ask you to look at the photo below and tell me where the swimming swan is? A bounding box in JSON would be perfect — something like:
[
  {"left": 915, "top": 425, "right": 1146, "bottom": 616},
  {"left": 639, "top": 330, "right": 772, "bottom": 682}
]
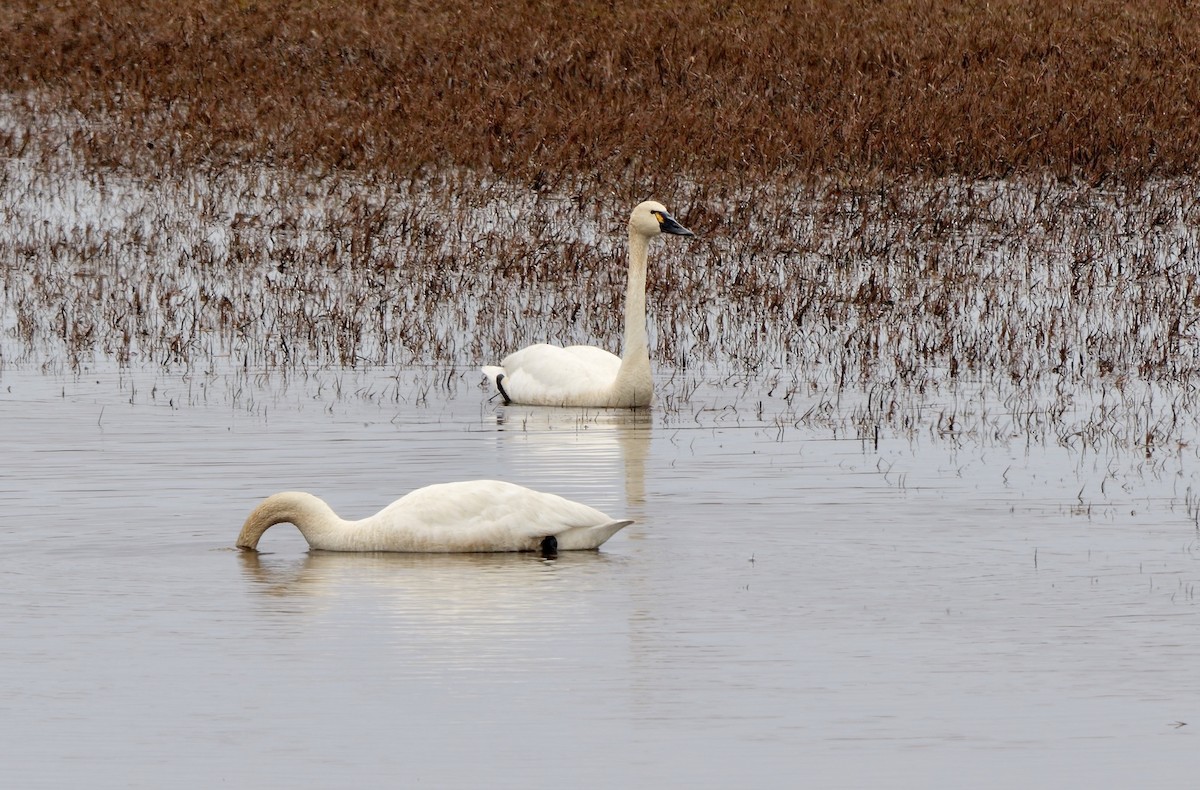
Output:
[
  {"left": 481, "top": 200, "right": 694, "bottom": 408},
  {"left": 236, "top": 480, "right": 632, "bottom": 552}
]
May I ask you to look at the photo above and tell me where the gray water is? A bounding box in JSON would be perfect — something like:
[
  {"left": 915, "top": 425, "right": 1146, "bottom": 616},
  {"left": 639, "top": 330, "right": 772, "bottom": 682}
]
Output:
[
  {"left": 2, "top": 363, "right": 1198, "bottom": 789},
  {"left": 4, "top": 105, "right": 1200, "bottom": 788}
]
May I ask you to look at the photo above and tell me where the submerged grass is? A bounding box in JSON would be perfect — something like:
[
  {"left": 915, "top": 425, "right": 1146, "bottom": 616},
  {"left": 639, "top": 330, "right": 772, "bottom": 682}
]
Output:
[
  {"left": 4, "top": 133, "right": 1199, "bottom": 387},
  {"left": 2, "top": 1, "right": 1200, "bottom": 460}
]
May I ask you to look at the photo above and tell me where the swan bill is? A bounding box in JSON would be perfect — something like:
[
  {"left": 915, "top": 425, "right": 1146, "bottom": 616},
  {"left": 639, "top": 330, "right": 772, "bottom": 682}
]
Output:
[{"left": 656, "top": 211, "right": 694, "bottom": 236}]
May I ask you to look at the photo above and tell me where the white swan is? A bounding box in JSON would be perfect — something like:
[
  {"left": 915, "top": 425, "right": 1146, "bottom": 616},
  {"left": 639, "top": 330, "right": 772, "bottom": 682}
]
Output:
[
  {"left": 236, "top": 480, "right": 632, "bottom": 552},
  {"left": 481, "top": 200, "right": 694, "bottom": 407}
]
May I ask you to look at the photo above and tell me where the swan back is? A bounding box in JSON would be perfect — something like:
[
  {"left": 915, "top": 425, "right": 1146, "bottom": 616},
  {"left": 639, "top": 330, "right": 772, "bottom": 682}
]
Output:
[{"left": 486, "top": 343, "right": 625, "bottom": 407}]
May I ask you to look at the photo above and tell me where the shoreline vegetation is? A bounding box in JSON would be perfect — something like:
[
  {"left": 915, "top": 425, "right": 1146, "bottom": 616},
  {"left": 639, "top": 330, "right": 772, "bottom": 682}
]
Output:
[
  {"left": 1, "top": 0, "right": 1199, "bottom": 435},
  {"left": 1, "top": 1, "right": 1198, "bottom": 190}
]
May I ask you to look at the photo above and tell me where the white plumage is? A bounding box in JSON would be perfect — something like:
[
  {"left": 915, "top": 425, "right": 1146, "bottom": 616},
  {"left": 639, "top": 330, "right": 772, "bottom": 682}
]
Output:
[
  {"left": 482, "top": 200, "right": 694, "bottom": 408},
  {"left": 236, "top": 480, "right": 631, "bottom": 552}
]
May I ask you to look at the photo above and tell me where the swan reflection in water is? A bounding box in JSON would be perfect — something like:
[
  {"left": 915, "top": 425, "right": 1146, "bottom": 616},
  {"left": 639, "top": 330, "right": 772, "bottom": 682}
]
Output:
[
  {"left": 489, "top": 406, "right": 650, "bottom": 514},
  {"left": 237, "top": 549, "right": 625, "bottom": 637}
]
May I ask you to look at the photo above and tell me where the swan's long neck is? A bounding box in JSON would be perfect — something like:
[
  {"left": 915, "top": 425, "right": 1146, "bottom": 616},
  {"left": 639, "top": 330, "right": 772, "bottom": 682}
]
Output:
[
  {"left": 611, "top": 228, "right": 652, "bottom": 406},
  {"left": 621, "top": 229, "right": 650, "bottom": 359},
  {"left": 237, "top": 492, "right": 345, "bottom": 550}
]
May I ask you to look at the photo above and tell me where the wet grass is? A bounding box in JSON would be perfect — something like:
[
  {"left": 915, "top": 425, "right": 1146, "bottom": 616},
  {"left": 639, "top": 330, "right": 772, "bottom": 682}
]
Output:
[
  {"left": 2, "top": 1, "right": 1200, "bottom": 462},
  {"left": 5, "top": 133, "right": 1198, "bottom": 386},
  {"left": 4, "top": 128, "right": 1200, "bottom": 460}
]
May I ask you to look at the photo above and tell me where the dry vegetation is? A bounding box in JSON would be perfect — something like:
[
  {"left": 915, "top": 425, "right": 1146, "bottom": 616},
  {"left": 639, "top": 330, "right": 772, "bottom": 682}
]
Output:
[
  {"left": 1, "top": 0, "right": 1198, "bottom": 188},
  {"left": 2, "top": 1, "right": 1200, "bottom": 456}
]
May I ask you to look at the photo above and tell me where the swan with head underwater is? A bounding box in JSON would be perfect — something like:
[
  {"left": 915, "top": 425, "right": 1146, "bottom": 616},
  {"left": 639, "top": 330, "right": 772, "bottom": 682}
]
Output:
[
  {"left": 481, "top": 200, "right": 694, "bottom": 408},
  {"left": 236, "top": 480, "right": 631, "bottom": 553}
]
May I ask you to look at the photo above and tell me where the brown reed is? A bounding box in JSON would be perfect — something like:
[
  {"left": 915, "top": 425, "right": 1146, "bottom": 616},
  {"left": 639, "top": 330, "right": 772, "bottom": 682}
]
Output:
[
  {"left": 4, "top": 1, "right": 1200, "bottom": 459},
  {"left": 1, "top": 0, "right": 1198, "bottom": 192}
]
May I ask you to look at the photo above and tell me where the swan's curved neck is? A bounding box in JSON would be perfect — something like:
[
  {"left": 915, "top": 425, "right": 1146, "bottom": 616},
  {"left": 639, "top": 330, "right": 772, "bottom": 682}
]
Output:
[{"left": 237, "top": 492, "right": 345, "bottom": 550}]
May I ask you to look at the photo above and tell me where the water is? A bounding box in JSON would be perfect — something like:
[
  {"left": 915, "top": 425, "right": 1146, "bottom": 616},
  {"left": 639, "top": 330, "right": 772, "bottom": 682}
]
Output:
[
  {"left": 3, "top": 133, "right": 1199, "bottom": 785},
  {"left": 2, "top": 363, "right": 1198, "bottom": 788}
]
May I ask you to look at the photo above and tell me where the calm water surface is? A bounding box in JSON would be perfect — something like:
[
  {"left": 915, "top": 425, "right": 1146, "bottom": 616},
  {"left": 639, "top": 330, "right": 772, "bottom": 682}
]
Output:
[{"left": 2, "top": 364, "right": 1198, "bottom": 788}]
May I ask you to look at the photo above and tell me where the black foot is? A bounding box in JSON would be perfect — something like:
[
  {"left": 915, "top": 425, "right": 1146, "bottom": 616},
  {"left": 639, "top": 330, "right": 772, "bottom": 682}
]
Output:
[{"left": 539, "top": 535, "right": 558, "bottom": 556}]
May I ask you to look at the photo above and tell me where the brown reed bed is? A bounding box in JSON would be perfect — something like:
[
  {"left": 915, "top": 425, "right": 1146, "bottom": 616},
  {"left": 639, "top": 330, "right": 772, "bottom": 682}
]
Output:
[
  {"left": 3, "top": 144, "right": 1199, "bottom": 455},
  {"left": 3, "top": 1, "right": 1200, "bottom": 460},
  {"left": 1, "top": 1, "right": 1199, "bottom": 191},
  {"left": 4, "top": 128, "right": 1199, "bottom": 390}
]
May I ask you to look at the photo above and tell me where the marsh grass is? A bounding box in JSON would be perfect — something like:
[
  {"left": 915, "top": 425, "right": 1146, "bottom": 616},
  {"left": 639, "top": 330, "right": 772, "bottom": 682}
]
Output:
[
  {"left": 4, "top": 119, "right": 1200, "bottom": 457},
  {"left": 3, "top": 1, "right": 1200, "bottom": 462},
  {"left": 6, "top": 117, "right": 1199, "bottom": 386}
]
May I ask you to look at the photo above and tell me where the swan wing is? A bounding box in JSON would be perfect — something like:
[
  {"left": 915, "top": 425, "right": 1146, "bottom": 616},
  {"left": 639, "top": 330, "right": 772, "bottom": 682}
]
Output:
[
  {"left": 362, "top": 480, "right": 630, "bottom": 552},
  {"left": 561, "top": 344, "right": 622, "bottom": 371},
  {"left": 489, "top": 343, "right": 621, "bottom": 406}
]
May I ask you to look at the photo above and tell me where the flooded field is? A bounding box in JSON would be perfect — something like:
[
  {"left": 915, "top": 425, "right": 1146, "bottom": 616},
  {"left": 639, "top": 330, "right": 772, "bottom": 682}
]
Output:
[
  {"left": 3, "top": 364, "right": 1200, "bottom": 788},
  {"left": 4, "top": 138, "right": 1200, "bottom": 787}
]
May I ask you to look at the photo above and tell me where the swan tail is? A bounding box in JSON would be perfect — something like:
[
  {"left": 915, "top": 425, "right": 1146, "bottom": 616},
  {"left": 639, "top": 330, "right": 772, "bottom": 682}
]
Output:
[{"left": 554, "top": 519, "right": 633, "bottom": 550}]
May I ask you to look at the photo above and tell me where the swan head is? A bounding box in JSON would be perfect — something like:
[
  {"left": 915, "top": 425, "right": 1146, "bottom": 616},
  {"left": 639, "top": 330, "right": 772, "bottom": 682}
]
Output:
[{"left": 629, "top": 201, "right": 693, "bottom": 239}]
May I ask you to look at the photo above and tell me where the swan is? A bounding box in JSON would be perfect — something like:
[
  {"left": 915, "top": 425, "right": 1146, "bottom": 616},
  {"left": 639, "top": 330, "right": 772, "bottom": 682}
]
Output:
[
  {"left": 481, "top": 200, "right": 694, "bottom": 407},
  {"left": 235, "top": 480, "right": 632, "bottom": 552}
]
